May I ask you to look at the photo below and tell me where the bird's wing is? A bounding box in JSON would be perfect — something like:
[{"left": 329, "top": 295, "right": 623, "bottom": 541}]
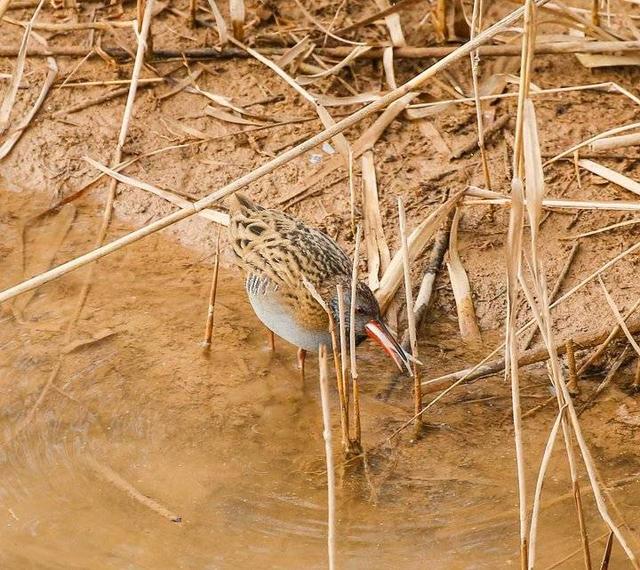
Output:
[{"left": 228, "top": 192, "right": 351, "bottom": 292}]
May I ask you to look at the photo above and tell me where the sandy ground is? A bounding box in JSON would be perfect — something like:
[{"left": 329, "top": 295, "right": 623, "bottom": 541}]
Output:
[{"left": 2, "top": 0, "right": 640, "bottom": 567}]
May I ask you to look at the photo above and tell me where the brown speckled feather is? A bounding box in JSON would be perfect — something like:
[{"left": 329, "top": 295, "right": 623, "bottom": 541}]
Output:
[{"left": 229, "top": 192, "right": 351, "bottom": 331}]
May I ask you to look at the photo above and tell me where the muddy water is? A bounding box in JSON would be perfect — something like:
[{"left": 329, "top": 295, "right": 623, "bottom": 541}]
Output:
[{"left": 1, "top": 186, "right": 639, "bottom": 569}]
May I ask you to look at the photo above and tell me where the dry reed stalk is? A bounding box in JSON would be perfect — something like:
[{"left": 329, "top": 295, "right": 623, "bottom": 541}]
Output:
[
  {"left": 348, "top": 149, "right": 356, "bottom": 234},
  {"left": 0, "top": 0, "right": 44, "bottom": 134},
  {"left": 227, "top": 37, "right": 351, "bottom": 162},
  {"left": 425, "top": 316, "right": 640, "bottom": 393},
  {"left": 465, "top": 186, "right": 640, "bottom": 212},
  {"left": 204, "top": 0, "right": 228, "bottom": 44},
  {"left": 297, "top": 46, "right": 372, "bottom": 86},
  {"left": 543, "top": 531, "right": 611, "bottom": 570},
  {"left": 577, "top": 298, "right": 640, "bottom": 375},
  {"left": 544, "top": 121, "right": 640, "bottom": 167},
  {"left": 600, "top": 532, "right": 614, "bottom": 570},
  {"left": 374, "top": 0, "right": 406, "bottom": 46},
  {"left": 598, "top": 278, "right": 640, "bottom": 357},
  {"left": 578, "top": 159, "right": 640, "bottom": 197},
  {"left": 336, "top": 0, "right": 413, "bottom": 35},
  {"left": 0, "top": 0, "right": 12, "bottom": 19},
  {"left": 377, "top": 189, "right": 465, "bottom": 313},
  {"left": 447, "top": 208, "right": 481, "bottom": 342},
  {"left": 517, "top": 277, "right": 594, "bottom": 570},
  {"left": 0, "top": 43, "right": 56, "bottom": 159},
  {"left": 565, "top": 339, "right": 580, "bottom": 394},
  {"left": 350, "top": 226, "right": 362, "bottom": 445},
  {"left": 0, "top": 1, "right": 554, "bottom": 306},
  {"left": 84, "top": 157, "right": 229, "bottom": 226},
  {"left": 202, "top": 231, "right": 221, "bottom": 349},
  {"left": 61, "top": 77, "right": 163, "bottom": 89},
  {"left": 591, "top": 0, "right": 601, "bottom": 27},
  {"left": 409, "top": 81, "right": 640, "bottom": 112},
  {"left": 518, "top": 278, "right": 638, "bottom": 567},
  {"left": 303, "top": 278, "right": 350, "bottom": 453},
  {"left": 337, "top": 283, "right": 350, "bottom": 423},
  {"left": 401, "top": 213, "right": 452, "bottom": 350},
  {"left": 591, "top": 132, "right": 640, "bottom": 151},
  {"left": 4, "top": 18, "right": 136, "bottom": 31},
  {"left": 561, "top": 219, "right": 640, "bottom": 241},
  {"left": 578, "top": 345, "right": 631, "bottom": 417},
  {"left": 189, "top": 0, "right": 197, "bottom": 25},
  {"left": 318, "top": 345, "right": 337, "bottom": 570},
  {"left": 85, "top": 456, "right": 181, "bottom": 523},
  {"left": 522, "top": 242, "right": 580, "bottom": 350},
  {"left": 506, "top": 5, "right": 537, "bottom": 564},
  {"left": 279, "top": 92, "right": 418, "bottom": 207},
  {"left": 634, "top": 358, "right": 640, "bottom": 390},
  {"left": 292, "top": 0, "right": 364, "bottom": 46},
  {"left": 361, "top": 150, "right": 391, "bottom": 291},
  {"left": 528, "top": 405, "right": 567, "bottom": 569},
  {"left": 51, "top": 83, "right": 156, "bottom": 118},
  {"left": 228, "top": 0, "right": 245, "bottom": 40},
  {"left": 469, "top": 0, "right": 492, "bottom": 190},
  {"left": 434, "top": 0, "right": 447, "bottom": 42},
  {"left": 398, "top": 198, "right": 422, "bottom": 432}
]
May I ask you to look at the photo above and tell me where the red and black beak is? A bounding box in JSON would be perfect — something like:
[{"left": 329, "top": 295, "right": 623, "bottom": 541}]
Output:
[{"left": 365, "top": 320, "right": 415, "bottom": 376}]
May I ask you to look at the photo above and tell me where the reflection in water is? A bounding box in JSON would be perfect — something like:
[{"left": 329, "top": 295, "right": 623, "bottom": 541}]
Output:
[{"left": 0, "top": 187, "right": 639, "bottom": 569}]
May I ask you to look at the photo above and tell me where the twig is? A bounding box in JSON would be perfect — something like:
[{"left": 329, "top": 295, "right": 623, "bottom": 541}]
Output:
[
  {"left": 565, "top": 339, "right": 580, "bottom": 394},
  {"left": 600, "top": 532, "right": 615, "bottom": 570},
  {"left": 202, "top": 231, "right": 221, "bottom": 348}
]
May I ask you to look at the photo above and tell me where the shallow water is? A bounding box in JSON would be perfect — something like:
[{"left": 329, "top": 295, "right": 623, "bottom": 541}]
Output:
[{"left": 1, "top": 186, "right": 639, "bottom": 569}]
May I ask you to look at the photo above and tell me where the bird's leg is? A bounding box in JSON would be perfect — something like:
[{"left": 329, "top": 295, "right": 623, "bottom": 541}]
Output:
[{"left": 297, "top": 347, "right": 306, "bottom": 381}]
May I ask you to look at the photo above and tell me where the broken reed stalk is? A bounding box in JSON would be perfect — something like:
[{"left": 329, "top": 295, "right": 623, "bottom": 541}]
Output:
[
  {"left": 318, "top": 345, "right": 337, "bottom": 570},
  {"left": 350, "top": 226, "right": 363, "bottom": 446},
  {"left": 434, "top": 0, "right": 447, "bottom": 42},
  {"left": 202, "top": 231, "right": 221, "bottom": 349},
  {"left": 634, "top": 358, "right": 640, "bottom": 390},
  {"left": 0, "top": 0, "right": 555, "bottom": 306},
  {"left": 469, "top": 0, "right": 492, "bottom": 190},
  {"left": 447, "top": 208, "right": 481, "bottom": 342},
  {"left": 398, "top": 198, "right": 422, "bottom": 432},
  {"left": 189, "top": 0, "right": 197, "bottom": 25},
  {"left": 361, "top": 150, "right": 391, "bottom": 290},
  {"left": 565, "top": 339, "right": 580, "bottom": 394}
]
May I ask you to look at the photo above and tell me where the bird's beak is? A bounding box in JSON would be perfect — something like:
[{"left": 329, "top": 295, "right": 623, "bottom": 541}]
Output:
[{"left": 365, "top": 320, "right": 414, "bottom": 376}]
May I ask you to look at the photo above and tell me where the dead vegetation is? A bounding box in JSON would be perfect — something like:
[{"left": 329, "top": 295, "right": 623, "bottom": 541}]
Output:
[{"left": 2, "top": 0, "right": 640, "bottom": 568}]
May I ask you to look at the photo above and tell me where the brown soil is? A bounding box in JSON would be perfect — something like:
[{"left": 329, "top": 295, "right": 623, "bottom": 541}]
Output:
[{"left": 1, "top": 0, "right": 640, "bottom": 568}]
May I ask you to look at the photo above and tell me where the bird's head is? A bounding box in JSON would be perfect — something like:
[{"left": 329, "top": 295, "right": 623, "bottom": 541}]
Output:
[{"left": 329, "top": 280, "right": 414, "bottom": 375}]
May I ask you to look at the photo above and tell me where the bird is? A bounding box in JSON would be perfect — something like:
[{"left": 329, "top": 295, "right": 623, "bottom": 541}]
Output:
[{"left": 228, "top": 192, "right": 412, "bottom": 377}]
